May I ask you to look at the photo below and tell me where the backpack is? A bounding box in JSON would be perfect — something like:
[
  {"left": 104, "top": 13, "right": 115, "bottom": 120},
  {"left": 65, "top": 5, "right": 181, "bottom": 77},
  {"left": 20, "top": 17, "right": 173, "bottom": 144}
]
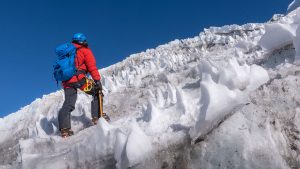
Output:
[{"left": 53, "top": 43, "right": 77, "bottom": 82}]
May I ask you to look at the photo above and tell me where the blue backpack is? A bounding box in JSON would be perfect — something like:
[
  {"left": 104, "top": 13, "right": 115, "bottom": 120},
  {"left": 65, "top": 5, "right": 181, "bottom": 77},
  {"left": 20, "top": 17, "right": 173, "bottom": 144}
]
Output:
[{"left": 53, "top": 43, "right": 77, "bottom": 82}]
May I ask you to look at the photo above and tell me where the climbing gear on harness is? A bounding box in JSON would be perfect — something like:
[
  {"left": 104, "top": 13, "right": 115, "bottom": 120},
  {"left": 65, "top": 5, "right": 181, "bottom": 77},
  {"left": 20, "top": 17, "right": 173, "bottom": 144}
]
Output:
[
  {"left": 60, "top": 128, "right": 74, "bottom": 138},
  {"left": 83, "top": 78, "right": 94, "bottom": 93}
]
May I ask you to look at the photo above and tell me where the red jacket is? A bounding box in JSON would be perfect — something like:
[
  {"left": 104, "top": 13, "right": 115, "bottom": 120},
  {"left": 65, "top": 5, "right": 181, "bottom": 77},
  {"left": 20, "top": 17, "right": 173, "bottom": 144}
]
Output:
[{"left": 62, "top": 43, "right": 101, "bottom": 88}]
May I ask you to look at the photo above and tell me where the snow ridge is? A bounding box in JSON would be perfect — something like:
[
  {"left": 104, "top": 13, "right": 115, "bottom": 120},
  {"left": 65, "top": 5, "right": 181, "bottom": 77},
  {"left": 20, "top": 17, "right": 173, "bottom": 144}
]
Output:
[
  {"left": 5, "top": 6, "right": 300, "bottom": 169},
  {"left": 288, "top": 0, "right": 300, "bottom": 13}
]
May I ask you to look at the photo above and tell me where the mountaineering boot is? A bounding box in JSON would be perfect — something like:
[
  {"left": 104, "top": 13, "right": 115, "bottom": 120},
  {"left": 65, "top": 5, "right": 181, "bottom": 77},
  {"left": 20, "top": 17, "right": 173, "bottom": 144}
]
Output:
[
  {"left": 92, "top": 114, "right": 110, "bottom": 125},
  {"left": 92, "top": 117, "right": 99, "bottom": 125},
  {"left": 60, "top": 128, "right": 74, "bottom": 138},
  {"left": 102, "top": 113, "right": 110, "bottom": 122}
]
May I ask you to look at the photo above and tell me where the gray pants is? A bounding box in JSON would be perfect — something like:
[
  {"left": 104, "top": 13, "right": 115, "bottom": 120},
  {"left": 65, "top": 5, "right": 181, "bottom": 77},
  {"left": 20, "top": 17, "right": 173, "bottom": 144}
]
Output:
[{"left": 58, "top": 85, "right": 100, "bottom": 129}]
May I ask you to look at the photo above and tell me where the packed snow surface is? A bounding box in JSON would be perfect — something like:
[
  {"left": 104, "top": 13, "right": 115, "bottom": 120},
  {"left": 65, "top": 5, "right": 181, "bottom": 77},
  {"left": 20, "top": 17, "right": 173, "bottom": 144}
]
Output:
[{"left": 1, "top": 2, "right": 300, "bottom": 169}]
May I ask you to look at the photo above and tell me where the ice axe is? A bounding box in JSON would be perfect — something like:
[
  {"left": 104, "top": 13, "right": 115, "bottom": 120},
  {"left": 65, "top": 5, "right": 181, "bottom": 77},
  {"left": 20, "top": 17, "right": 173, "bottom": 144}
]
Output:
[{"left": 98, "top": 89, "right": 110, "bottom": 122}]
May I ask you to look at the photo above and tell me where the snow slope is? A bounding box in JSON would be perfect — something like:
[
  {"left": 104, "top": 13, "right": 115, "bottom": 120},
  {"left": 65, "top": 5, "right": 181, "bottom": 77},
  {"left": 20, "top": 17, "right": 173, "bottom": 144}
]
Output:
[
  {"left": 1, "top": 3, "right": 300, "bottom": 169},
  {"left": 288, "top": 0, "right": 300, "bottom": 13}
]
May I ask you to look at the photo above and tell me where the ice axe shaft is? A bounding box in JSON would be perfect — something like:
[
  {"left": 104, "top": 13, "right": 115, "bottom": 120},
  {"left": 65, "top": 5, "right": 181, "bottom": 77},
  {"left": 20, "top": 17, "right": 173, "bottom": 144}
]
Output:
[
  {"left": 97, "top": 89, "right": 110, "bottom": 122},
  {"left": 98, "top": 90, "right": 104, "bottom": 118}
]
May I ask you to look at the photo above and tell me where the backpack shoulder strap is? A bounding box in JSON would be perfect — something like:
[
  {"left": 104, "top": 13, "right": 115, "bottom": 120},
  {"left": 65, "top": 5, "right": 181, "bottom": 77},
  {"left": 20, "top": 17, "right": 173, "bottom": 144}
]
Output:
[{"left": 74, "top": 46, "right": 87, "bottom": 74}]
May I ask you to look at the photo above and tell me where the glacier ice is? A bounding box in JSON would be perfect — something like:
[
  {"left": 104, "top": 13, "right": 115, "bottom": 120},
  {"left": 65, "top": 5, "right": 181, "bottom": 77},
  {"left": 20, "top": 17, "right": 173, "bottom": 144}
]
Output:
[{"left": 2, "top": 2, "right": 300, "bottom": 168}]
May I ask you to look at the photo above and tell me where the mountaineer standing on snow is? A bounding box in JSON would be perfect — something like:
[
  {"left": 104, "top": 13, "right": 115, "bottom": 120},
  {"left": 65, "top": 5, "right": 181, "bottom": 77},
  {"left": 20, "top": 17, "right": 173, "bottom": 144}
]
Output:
[{"left": 53, "top": 33, "right": 110, "bottom": 138}]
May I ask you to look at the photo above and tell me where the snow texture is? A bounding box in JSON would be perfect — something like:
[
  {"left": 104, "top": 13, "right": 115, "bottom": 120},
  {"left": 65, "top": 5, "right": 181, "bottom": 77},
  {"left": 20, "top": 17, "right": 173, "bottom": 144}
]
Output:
[
  {"left": 2, "top": 1, "right": 300, "bottom": 169},
  {"left": 288, "top": 0, "right": 300, "bottom": 13},
  {"left": 258, "top": 8, "right": 300, "bottom": 63}
]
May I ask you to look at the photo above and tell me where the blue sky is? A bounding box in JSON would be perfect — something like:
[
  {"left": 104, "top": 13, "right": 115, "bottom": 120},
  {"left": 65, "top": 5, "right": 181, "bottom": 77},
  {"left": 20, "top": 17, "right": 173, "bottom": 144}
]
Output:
[{"left": 0, "top": 0, "right": 290, "bottom": 117}]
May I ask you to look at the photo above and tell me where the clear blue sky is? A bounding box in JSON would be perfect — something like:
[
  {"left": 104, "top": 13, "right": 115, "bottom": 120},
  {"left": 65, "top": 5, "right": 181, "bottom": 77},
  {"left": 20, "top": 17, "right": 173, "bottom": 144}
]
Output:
[{"left": 0, "top": 0, "right": 290, "bottom": 117}]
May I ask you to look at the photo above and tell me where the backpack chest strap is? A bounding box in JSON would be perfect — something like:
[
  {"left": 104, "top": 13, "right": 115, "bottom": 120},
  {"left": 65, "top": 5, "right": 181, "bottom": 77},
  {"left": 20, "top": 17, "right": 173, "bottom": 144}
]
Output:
[{"left": 75, "top": 69, "right": 87, "bottom": 75}]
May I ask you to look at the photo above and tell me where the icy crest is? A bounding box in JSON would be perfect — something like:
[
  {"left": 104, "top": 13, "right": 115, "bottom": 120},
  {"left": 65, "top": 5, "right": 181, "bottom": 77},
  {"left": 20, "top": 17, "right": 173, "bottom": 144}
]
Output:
[
  {"left": 288, "top": 0, "right": 300, "bottom": 13},
  {"left": 0, "top": 8, "right": 288, "bottom": 169},
  {"left": 259, "top": 8, "right": 300, "bottom": 63}
]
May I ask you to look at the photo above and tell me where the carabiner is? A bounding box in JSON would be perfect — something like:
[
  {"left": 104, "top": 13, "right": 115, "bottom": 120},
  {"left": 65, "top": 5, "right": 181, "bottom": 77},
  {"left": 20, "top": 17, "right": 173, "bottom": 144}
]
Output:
[{"left": 83, "top": 78, "right": 93, "bottom": 92}]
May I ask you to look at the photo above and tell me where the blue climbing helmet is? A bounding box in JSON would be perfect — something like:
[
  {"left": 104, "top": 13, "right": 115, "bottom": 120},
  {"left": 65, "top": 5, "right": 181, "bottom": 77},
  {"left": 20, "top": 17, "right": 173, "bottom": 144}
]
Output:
[{"left": 72, "top": 33, "right": 87, "bottom": 44}]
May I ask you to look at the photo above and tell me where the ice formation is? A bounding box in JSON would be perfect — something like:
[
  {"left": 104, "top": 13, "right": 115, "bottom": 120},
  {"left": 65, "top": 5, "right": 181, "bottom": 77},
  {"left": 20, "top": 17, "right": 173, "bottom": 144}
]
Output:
[{"left": 1, "top": 1, "right": 300, "bottom": 169}]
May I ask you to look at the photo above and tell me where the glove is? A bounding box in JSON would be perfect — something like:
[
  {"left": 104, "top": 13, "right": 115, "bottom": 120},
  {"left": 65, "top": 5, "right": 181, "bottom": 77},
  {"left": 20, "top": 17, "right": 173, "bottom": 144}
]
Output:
[{"left": 94, "top": 80, "right": 102, "bottom": 91}]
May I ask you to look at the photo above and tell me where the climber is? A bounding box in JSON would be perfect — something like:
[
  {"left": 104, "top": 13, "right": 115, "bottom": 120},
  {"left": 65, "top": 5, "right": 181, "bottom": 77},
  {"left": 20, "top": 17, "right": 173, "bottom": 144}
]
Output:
[{"left": 54, "top": 33, "right": 110, "bottom": 138}]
